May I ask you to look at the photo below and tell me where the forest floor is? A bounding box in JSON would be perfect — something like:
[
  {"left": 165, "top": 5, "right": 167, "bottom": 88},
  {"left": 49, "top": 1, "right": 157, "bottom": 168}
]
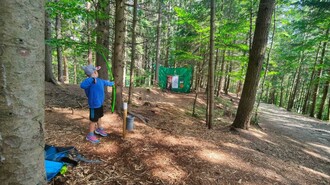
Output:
[{"left": 45, "top": 82, "right": 330, "bottom": 185}]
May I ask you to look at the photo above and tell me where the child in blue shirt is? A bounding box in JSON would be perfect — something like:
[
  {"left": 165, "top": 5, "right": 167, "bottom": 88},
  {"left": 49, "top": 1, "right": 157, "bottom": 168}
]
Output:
[{"left": 80, "top": 64, "right": 114, "bottom": 144}]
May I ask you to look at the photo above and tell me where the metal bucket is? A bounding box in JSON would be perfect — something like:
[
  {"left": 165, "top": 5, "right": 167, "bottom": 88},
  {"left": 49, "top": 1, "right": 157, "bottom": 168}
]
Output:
[{"left": 126, "top": 115, "right": 135, "bottom": 131}]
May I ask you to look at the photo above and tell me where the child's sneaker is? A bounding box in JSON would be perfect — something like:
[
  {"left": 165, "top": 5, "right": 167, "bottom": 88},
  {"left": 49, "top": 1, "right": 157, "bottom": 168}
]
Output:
[
  {"left": 95, "top": 128, "right": 108, "bottom": 137},
  {"left": 86, "top": 134, "right": 100, "bottom": 144}
]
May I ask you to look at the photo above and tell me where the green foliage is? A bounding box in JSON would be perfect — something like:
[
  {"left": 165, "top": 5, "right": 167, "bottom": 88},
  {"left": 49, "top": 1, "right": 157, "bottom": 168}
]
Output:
[{"left": 45, "top": 0, "right": 328, "bottom": 119}]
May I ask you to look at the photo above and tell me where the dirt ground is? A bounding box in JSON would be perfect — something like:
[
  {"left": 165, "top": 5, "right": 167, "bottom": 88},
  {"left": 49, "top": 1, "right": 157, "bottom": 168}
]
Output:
[{"left": 45, "top": 82, "right": 330, "bottom": 185}]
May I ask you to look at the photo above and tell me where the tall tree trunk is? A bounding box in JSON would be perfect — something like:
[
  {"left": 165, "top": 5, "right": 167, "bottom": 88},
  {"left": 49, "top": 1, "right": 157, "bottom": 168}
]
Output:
[
  {"left": 207, "top": 0, "right": 215, "bottom": 129},
  {"left": 74, "top": 58, "right": 77, "bottom": 84},
  {"left": 223, "top": 58, "right": 229, "bottom": 94},
  {"left": 249, "top": 0, "right": 256, "bottom": 52},
  {"left": 310, "top": 27, "right": 329, "bottom": 117},
  {"left": 279, "top": 75, "right": 285, "bottom": 107},
  {"left": 45, "top": 4, "right": 56, "bottom": 84},
  {"left": 214, "top": 49, "right": 220, "bottom": 92},
  {"left": 296, "top": 77, "right": 307, "bottom": 112},
  {"left": 63, "top": 56, "right": 69, "bottom": 84},
  {"left": 192, "top": 61, "right": 203, "bottom": 116},
  {"left": 232, "top": 0, "right": 275, "bottom": 130},
  {"left": 144, "top": 38, "right": 150, "bottom": 86},
  {"left": 254, "top": 7, "right": 275, "bottom": 122},
  {"left": 302, "top": 42, "right": 321, "bottom": 114},
  {"left": 128, "top": 0, "right": 138, "bottom": 104},
  {"left": 96, "top": 0, "right": 110, "bottom": 80},
  {"left": 113, "top": 0, "right": 125, "bottom": 113},
  {"left": 284, "top": 75, "right": 293, "bottom": 108},
  {"left": 327, "top": 96, "right": 330, "bottom": 121},
  {"left": 269, "top": 87, "right": 276, "bottom": 104},
  {"left": 287, "top": 53, "right": 304, "bottom": 111},
  {"left": 86, "top": 2, "right": 93, "bottom": 65},
  {"left": 55, "top": 1, "right": 63, "bottom": 83},
  {"left": 317, "top": 79, "right": 329, "bottom": 119},
  {"left": 0, "top": 1, "right": 46, "bottom": 184},
  {"left": 154, "top": 1, "right": 162, "bottom": 85},
  {"left": 164, "top": 2, "right": 172, "bottom": 67},
  {"left": 223, "top": 50, "right": 232, "bottom": 95},
  {"left": 216, "top": 49, "right": 226, "bottom": 97}
]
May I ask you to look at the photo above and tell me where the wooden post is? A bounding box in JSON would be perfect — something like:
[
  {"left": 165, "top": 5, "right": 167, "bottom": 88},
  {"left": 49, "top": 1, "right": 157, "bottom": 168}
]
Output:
[{"left": 123, "top": 102, "right": 127, "bottom": 138}]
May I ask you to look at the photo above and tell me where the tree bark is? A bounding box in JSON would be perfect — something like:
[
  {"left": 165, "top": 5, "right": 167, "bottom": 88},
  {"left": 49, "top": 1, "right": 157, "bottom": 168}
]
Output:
[
  {"left": 45, "top": 4, "right": 56, "bottom": 84},
  {"left": 223, "top": 58, "right": 229, "bottom": 94},
  {"left": 310, "top": 27, "right": 329, "bottom": 117},
  {"left": 327, "top": 95, "right": 330, "bottom": 121},
  {"left": 279, "top": 75, "right": 284, "bottom": 107},
  {"left": 302, "top": 42, "right": 321, "bottom": 114},
  {"left": 154, "top": 0, "right": 162, "bottom": 85},
  {"left": 0, "top": 1, "right": 46, "bottom": 184},
  {"left": 86, "top": 2, "right": 93, "bottom": 65},
  {"left": 254, "top": 8, "right": 275, "bottom": 121},
  {"left": 216, "top": 49, "right": 226, "bottom": 97},
  {"left": 164, "top": 3, "right": 172, "bottom": 68},
  {"left": 128, "top": 0, "right": 138, "bottom": 104},
  {"left": 55, "top": 0, "right": 63, "bottom": 83},
  {"left": 317, "top": 79, "right": 329, "bottom": 119},
  {"left": 96, "top": 0, "right": 110, "bottom": 80},
  {"left": 63, "top": 56, "right": 69, "bottom": 84},
  {"left": 113, "top": 0, "right": 126, "bottom": 113},
  {"left": 214, "top": 49, "right": 220, "bottom": 92},
  {"left": 232, "top": 0, "right": 275, "bottom": 130},
  {"left": 74, "top": 58, "right": 77, "bottom": 84},
  {"left": 207, "top": 0, "right": 215, "bottom": 129},
  {"left": 287, "top": 52, "right": 304, "bottom": 111},
  {"left": 143, "top": 38, "right": 150, "bottom": 86}
]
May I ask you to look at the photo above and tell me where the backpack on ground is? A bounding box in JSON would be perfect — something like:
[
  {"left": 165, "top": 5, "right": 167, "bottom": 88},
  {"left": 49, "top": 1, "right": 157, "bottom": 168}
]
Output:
[{"left": 44, "top": 144, "right": 100, "bottom": 182}]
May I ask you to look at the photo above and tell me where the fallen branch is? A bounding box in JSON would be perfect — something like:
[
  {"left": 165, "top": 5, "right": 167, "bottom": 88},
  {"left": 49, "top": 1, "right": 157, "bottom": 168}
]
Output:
[{"left": 128, "top": 111, "right": 149, "bottom": 124}]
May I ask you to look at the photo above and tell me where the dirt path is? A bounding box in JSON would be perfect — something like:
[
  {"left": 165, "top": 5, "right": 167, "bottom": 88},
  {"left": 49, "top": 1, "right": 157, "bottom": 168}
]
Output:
[{"left": 258, "top": 103, "right": 330, "bottom": 182}]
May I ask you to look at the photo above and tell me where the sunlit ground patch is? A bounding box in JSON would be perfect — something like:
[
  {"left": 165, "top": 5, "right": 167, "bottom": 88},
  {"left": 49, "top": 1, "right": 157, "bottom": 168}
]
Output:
[
  {"left": 147, "top": 154, "right": 187, "bottom": 183},
  {"left": 302, "top": 149, "right": 330, "bottom": 162},
  {"left": 308, "top": 142, "right": 330, "bottom": 155},
  {"left": 197, "top": 149, "right": 229, "bottom": 164},
  {"left": 299, "top": 165, "right": 330, "bottom": 179}
]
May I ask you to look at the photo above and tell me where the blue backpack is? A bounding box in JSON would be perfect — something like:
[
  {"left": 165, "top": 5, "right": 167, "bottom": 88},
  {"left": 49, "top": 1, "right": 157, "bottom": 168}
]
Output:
[
  {"left": 44, "top": 145, "right": 78, "bottom": 181},
  {"left": 44, "top": 145, "right": 100, "bottom": 182}
]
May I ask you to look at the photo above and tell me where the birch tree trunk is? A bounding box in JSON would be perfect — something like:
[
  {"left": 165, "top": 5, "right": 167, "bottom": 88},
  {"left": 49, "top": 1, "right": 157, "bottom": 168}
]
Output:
[{"left": 0, "top": 0, "right": 46, "bottom": 184}]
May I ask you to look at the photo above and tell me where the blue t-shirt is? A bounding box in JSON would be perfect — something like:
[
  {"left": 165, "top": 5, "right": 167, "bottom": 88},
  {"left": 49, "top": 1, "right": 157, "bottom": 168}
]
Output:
[{"left": 80, "top": 77, "right": 114, "bottom": 108}]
